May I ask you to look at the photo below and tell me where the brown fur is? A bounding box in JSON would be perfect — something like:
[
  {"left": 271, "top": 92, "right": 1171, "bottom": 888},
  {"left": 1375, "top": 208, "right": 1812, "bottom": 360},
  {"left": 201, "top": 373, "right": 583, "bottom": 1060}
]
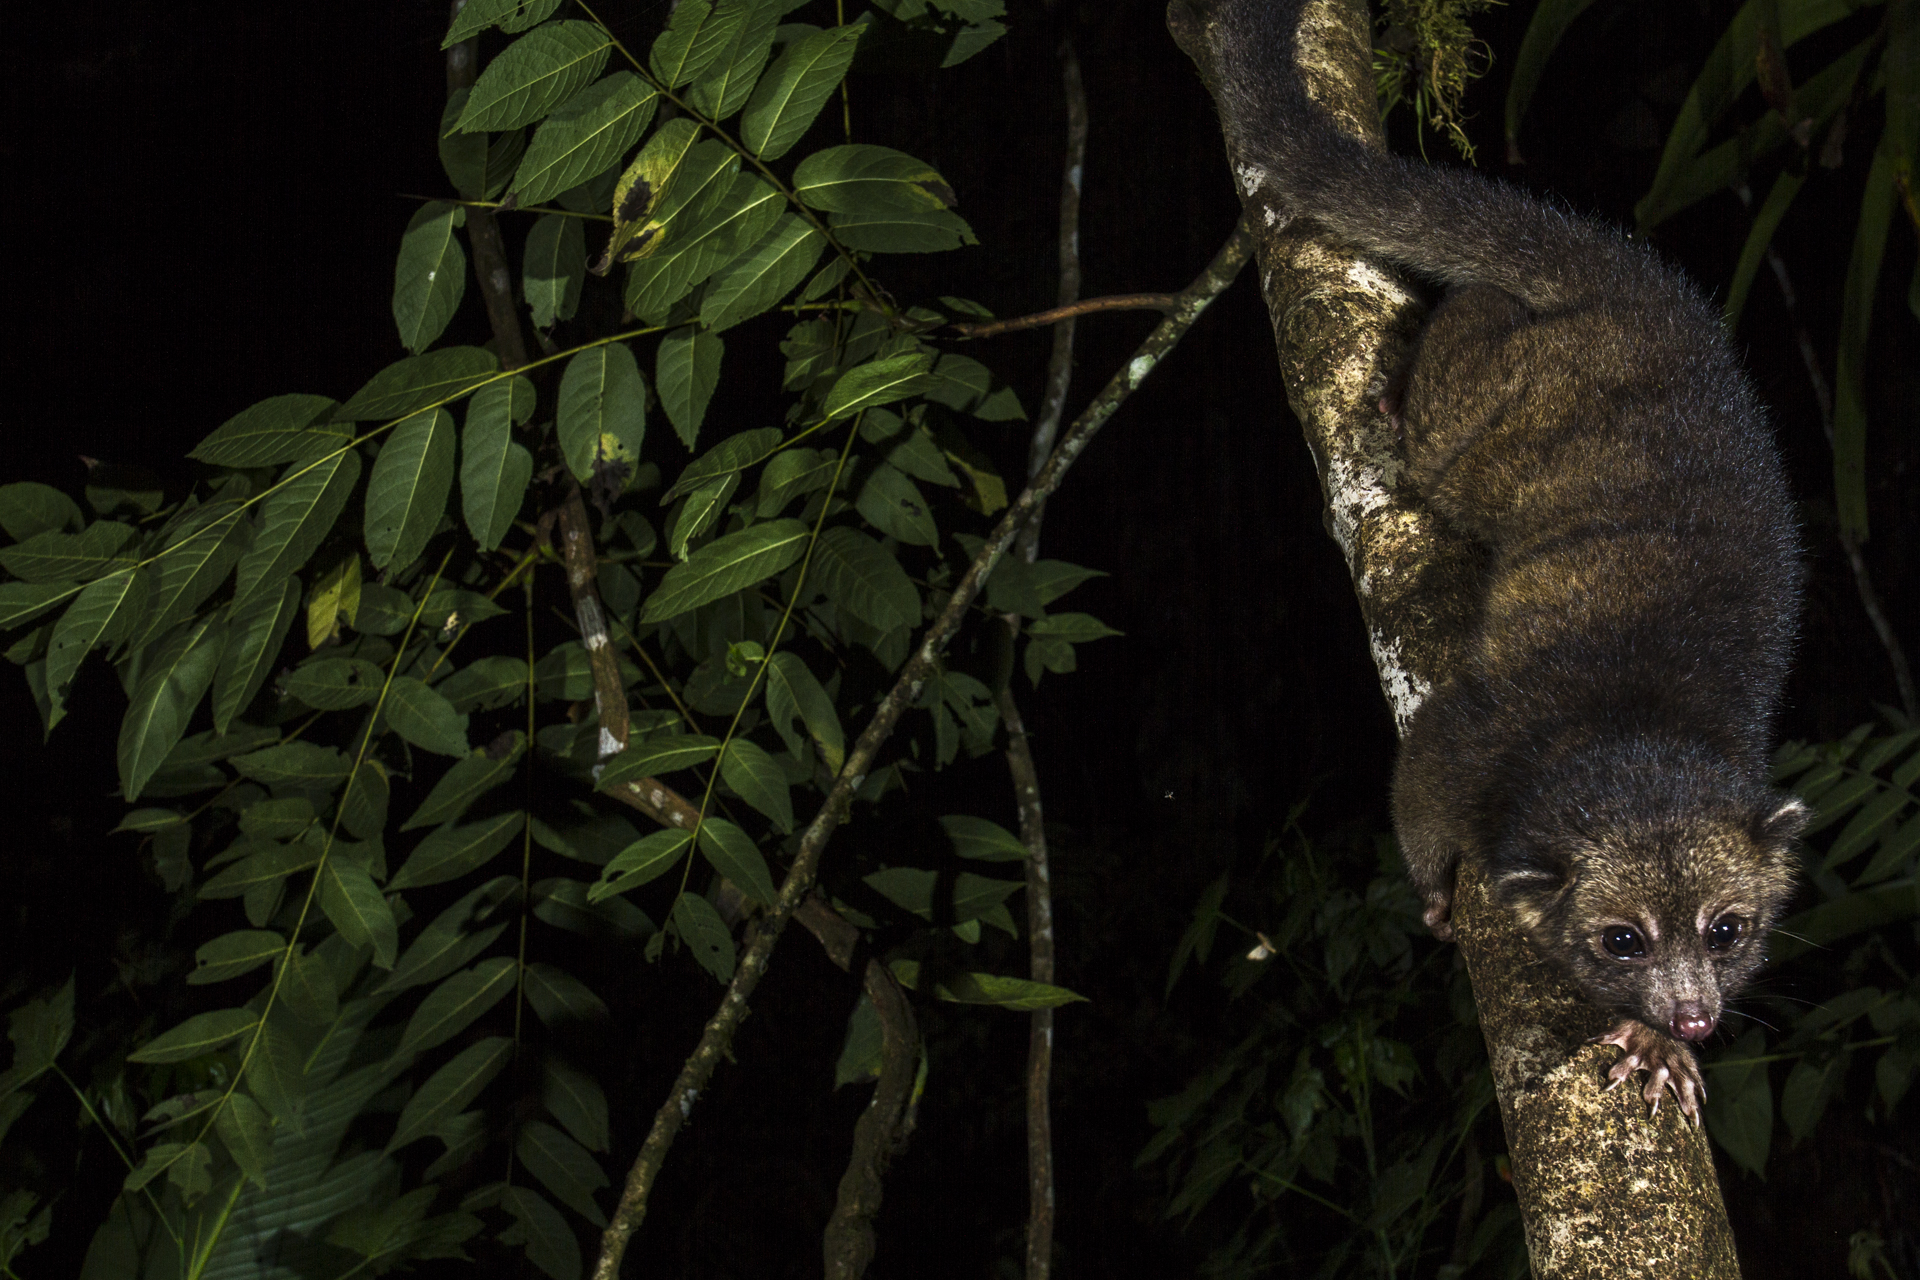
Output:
[{"left": 1205, "top": 0, "right": 1810, "bottom": 1116}]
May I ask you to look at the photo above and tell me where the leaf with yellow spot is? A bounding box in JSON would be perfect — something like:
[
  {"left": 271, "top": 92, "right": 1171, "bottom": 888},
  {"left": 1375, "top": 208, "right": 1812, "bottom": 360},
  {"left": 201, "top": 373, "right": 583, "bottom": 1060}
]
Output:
[
  {"left": 597, "top": 120, "right": 701, "bottom": 271},
  {"left": 308, "top": 555, "right": 363, "bottom": 649}
]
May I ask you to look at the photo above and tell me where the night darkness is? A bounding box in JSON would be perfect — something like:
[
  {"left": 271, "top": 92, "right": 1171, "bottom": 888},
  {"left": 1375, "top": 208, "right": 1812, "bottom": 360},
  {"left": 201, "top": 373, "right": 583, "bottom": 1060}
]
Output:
[{"left": 4, "top": 0, "right": 1918, "bottom": 1275}]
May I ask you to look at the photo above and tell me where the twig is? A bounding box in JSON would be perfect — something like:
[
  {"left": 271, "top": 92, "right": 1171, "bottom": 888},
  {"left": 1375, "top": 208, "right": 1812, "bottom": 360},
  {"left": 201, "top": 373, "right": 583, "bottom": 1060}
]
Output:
[
  {"left": 822, "top": 959, "right": 920, "bottom": 1278},
  {"left": 589, "top": 218, "right": 1253, "bottom": 1279},
  {"left": 1735, "top": 183, "right": 1917, "bottom": 719},
  {"left": 447, "top": 1, "right": 529, "bottom": 371},
  {"left": 951, "top": 293, "right": 1179, "bottom": 340},
  {"left": 1010, "top": 38, "right": 1087, "bottom": 1280}
]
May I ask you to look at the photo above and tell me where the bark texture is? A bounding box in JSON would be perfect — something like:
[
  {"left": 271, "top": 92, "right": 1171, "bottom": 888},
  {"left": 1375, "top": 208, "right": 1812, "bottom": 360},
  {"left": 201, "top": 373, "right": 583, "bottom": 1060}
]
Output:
[{"left": 1167, "top": 1, "right": 1740, "bottom": 1274}]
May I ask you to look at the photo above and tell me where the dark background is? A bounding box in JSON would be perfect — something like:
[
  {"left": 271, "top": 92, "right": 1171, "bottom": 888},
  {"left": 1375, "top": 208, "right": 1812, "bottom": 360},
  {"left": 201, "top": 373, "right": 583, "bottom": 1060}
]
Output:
[{"left": 3, "top": 0, "right": 1916, "bottom": 1274}]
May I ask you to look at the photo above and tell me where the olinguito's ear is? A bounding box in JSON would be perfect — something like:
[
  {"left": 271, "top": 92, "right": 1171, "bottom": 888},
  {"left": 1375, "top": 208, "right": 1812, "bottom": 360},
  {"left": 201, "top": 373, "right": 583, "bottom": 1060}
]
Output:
[{"left": 1755, "top": 794, "right": 1811, "bottom": 844}]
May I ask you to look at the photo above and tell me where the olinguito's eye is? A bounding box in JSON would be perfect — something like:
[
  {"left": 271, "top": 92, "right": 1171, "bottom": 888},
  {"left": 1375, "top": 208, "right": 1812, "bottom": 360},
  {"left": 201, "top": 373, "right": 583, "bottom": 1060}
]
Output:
[
  {"left": 1600, "top": 926, "right": 1645, "bottom": 959},
  {"left": 1706, "top": 916, "right": 1746, "bottom": 952}
]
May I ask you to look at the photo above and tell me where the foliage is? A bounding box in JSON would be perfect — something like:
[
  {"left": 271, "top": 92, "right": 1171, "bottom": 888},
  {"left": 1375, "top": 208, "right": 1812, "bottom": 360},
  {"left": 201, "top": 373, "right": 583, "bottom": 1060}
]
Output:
[
  {"left": 0, "top": 2, "right": 1117, "bottom": 1276},
  {"left": 1373, "top": 0, "right": 1500, "bottom": 160},
  {"left": 1505, "top": 0, "right": 1919, "bottom": 543},
  {"left": 1140, "top": 812, "right": 1528, "bottom": 1280},
  {"left": 1701, "top": 720, "right": 1920, "bottom": 1178}
]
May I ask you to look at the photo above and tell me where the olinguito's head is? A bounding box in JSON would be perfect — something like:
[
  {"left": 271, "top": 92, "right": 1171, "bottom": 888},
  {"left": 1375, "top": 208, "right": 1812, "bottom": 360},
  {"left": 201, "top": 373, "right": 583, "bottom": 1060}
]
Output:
[{"left": 1488, "top": 738, "right": 1808, "bottom": 1042}]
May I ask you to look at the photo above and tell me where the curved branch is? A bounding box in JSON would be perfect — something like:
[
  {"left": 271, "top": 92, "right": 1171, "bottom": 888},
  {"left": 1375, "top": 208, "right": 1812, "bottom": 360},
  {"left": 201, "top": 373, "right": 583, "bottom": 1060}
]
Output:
[
  {"left": 589, "top": 220, "right": 1253, "bottom": 1279},
  {"left": 952, "top": 293, "right": 1179, "bottom": 339},
  {"left": 1168, "top": 1, "right": 1740, "bottom": 1275}
]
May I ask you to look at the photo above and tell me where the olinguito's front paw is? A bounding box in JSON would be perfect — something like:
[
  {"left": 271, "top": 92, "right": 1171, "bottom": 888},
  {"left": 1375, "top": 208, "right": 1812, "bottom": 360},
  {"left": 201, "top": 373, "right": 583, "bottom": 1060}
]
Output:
[
  {"left": 1595, "top": 1019, "right": 1705, "bottom": 1126},
  {"left": 1421, "top": 891, "right": 1454, "bottom": 942}
]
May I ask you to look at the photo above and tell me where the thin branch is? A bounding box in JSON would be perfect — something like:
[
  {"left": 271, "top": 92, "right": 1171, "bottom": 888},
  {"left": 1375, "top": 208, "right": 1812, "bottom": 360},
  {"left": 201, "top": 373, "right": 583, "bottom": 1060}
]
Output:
[
  {"left": 590, "top": 219, "right": 1254, "bottom": 1279},
  {"left": 822, "top": 959, "right": 920, "bottom": 1278},
  {"left": 1734, "top": 183, "right": 1917, "bottom": 720},
  {"left": 447, "top": 1, "right": 528, "bottom": 371},
  {"left": 1010, "top": 38, "right": 1087, "bottom": 1280},
  {"left": 952, "top": 293, "right": 1179, "bottom": 340}
]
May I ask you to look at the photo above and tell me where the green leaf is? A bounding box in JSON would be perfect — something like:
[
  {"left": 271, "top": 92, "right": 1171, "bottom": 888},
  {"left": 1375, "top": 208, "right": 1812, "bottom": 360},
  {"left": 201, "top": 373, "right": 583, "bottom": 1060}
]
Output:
[
  {"left": 1029, "top": 612, "right": 1123, "bottom": 643},
  {"left": 597, "top": 735, "right": 721, "bottom": 791},
  {"left": 440, "top": 88, "right": 488, "bottom": 199},
  {"left": 380, "top": 676, "right": 469, "bottom": 756},
  {"left": 764, "top": 651, "right": 844, "bottom": 772},
  {"left": 500, "top": 1187, "right": 580, "bottom": 1280},
  {"left": 126, "top": 502, "right": 250, "bottom": 652},
  {"left": 523, "top": 962, "right": 611, "bottom": 1027},
  {"left": 793, "top": 144, "right": 955, "bottom": 214},
  {"left": 640, "top": 519, "right": 809, "bottom": 623},
  {"left": 924, "top": 352, "right": 1024, "bottom": 420},
  {"left": 542, "top": 1058, "right": 611, "bottom": 1151},
  {"left": 119, "top": 615, "right": 226, "bottom": 801},
  {"left": 1502, "top": 0, "right": 1598, "bottom": 150},
  {"left": 939, "top": 813, "right": 1025, "bottom": 861},
  {"left": 755, "top": 447, "right": 837, "bottom": 517},
  {"left": 276, "top": 943, "right": 339, "bottom": 1025},
  {"left": 1780, "top": 1056, "right": 1839, "bottom": 1144},
  {"left": 390, "top": 811, "right": 526, "bottom": 890},
  {"left": 197, "top": 839, "right": 321, "bottom": 899},
  {"left": 283, "top": 656, "right": 384, "bottom": 710},
  {"left": 439, "top": 656, "right": 531, "bottom": 712},
  {"left": 189, "top": 395, "right": 345, "bottom": 467},
  {"left": 390, "top": 1037, "right": 512, "bottom": 1151},
  {"left": 823, "top": 351, "right": 935, "bottom": 421},
  {"left": 663, "top": 427, "right": 783, "bottom": 503},
  {"left": 443, "top": 0, "right": 563, "bottom": 45},
  {"left": 231, "top": 450, "right": 362, "bottom": 609},
  {"left": 0, "top": 583, "right": 79, "bottom": 632},
  {"left": 717, "top": 739, "right": 793, "bottom": 832},
  {"left": 1704, "top": 1030, "right": 1773, "bottom": 1176},
  {"left": 405, "top": 736, "right": 525, "bottom": 831},
  {"left": 829, "top": 205, "right": 977, "bottom": 253},
  {"left": 320, "top": 858, "right": 400, "bottom": 968},
  {"left": 740, "top": 24, "right": 863, "bottom": 160},
  {"left": 623, "top": 172, "right": 785, "bottom": 323},
  {"left": 697, "top": 817, "right": 780, "bottom": 904},
  {"left": 0, "top": 521, "right": 136, "bottom": 584},
  {"left": 650, "top": 0, "right": 747, "bottom": 88},
  {"left": 702, "top": 214, "right": 825, "bottom": 332},
  {"left": 127, "top": 1008, "right": 259, "bottom": 1064},
  {"left": 517, "top": 1120, "right": 609, "bottom": 1226},
  {"left": 189, "top": 931, "right": 284, "bottom": 986},
  {"left": 398, "top": 958, "right": 519, "bottom": 1059},
  {"left": 666, "top": 474, "right": 739, "bottom": 559},
  {"left": 861, "top": 409, "right": 956, "bottom": 484},
  {"left": 889, "top": 962, "right": 1086, "bottom": 1010},
  {"left": 230, "top": 740, "right": 351, "bottom": 788},
  {"left": 0, "top": 482, "right": 81, "bottom": 541},
  {"left": 366, "top": 408, "right": 456, "bottom": 571},
  {"left": 534, "top": 876, "right": 654, "bottom": 936},
  {"left": 556, "top": 344, "right": 648, "bottom": 484},
  {"left": 212, "top": 577, "right": 299, "bottom": 732},
  {"left": 855, "top": 461, "right": 937, "bottom": 546},
  {"left": 337, "top": 348, "right": 498, "bottom": 422},
  {"left": 340, "top": 761, "right": 390, "bottom": 840},
  {"left": 524, "top": 213, "right": 586, "bottom": 332},
  {"left": 45, "top": 568, "right": 145, "bottom": 730},
  {"left": 511, "top": 72, "right": 659, "bottom": 207},
  {"left": 459, "top": 21, "right": 612, "bottom": 132},
  {"left": 1833, "top": 139, "right": 1900, "bottom": 543},
  {"left": 669, "top": 892, "right": 736, "bottom": 983},
  {"left": 864, "top": 867, "right": 1021, "bottom": 928},
  {"left": 381, "top": 878, "right": 518, "bottom": 994},
  {"left": 686, "top": 0, "right": 782, "bottom": 120},
  {"left": 210, "top": 1093, "right": 274, "bottom": 1190},
  {"left": 393, "top": 202, "right": 468, "bottom": 354},
  {"left": 242, "top": 1019, "right": 310, "bottom": 1130},
  {"left": 239, "top": 796, "right": 315, "bottom": 840},
  {"left": 657, "top": 328, "right": 724, "bottom": 451},
  {"left": 593, "top": 829, "right": 694, "bottom": 898},
  {"left": 812, "top": 526, "right": 919, "bottom": 632},
  {"left": 6, "top": 977, "right": 74, "bottom": 1076}
]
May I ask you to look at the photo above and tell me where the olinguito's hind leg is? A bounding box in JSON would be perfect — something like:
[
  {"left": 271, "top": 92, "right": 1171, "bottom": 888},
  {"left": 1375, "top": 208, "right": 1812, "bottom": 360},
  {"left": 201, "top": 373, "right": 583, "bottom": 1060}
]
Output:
[{"left": 1392, "top": 689, "right": 1479, "bottom": 941}]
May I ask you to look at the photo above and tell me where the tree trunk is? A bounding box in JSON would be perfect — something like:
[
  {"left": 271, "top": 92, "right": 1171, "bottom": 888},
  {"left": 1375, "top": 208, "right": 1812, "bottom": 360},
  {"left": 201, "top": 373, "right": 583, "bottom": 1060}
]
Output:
[{"left": 1165, "top": 1, "right": 1741, "bottom": 1274}]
